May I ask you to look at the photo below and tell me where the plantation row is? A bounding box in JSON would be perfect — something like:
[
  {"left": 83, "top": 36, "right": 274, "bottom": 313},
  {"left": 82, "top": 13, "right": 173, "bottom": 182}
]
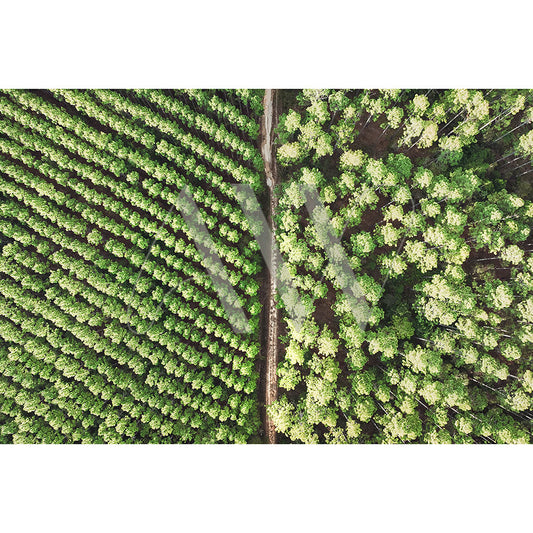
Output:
[
  {"left": 0, "top": 89, "right": 265, "bottom": 443},
  {"left": 269, "top": 89, "right": 533, "bottom": 443}
]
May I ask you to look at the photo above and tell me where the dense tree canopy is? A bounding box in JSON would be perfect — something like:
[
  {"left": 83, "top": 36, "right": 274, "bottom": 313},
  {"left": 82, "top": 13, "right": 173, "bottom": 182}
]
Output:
[
  {"left": 0, "top": 89, "right": 265, "bottom": 443},
  {"left": 269, "top": 89, "right": 533, "bottom": 444}
]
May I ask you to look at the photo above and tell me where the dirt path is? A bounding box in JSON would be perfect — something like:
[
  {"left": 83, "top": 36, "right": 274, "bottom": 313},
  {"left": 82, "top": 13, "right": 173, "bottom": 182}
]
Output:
[{"left": 261, "top": 89, "right": 280, "bottom": 444}]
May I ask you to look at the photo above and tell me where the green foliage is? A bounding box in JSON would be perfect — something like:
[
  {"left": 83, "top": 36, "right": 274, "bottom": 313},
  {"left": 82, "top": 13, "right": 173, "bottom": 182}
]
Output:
[
  {"left": 0, "top": 89, "right": 264, "bottom": 443},
  {"left": 271, "top": 89, "right": 533, "bottom": 444}
]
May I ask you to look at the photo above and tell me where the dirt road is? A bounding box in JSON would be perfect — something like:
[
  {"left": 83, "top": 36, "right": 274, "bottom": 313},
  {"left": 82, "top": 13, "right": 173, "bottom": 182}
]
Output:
[{"left": 261, "top": 89, "right": 279, "bottom": 444}]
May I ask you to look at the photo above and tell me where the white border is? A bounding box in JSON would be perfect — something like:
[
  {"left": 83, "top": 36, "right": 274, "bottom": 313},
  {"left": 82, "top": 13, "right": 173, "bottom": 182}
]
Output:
[
  {"left": 0, "top": 445, "right": 531, "bottom": 532},
  {"left": 1, "top": 1, "right": 532, "bottom": 87},
  {"left": 1, "top": 2, "right": 532, "bottom": 530}
]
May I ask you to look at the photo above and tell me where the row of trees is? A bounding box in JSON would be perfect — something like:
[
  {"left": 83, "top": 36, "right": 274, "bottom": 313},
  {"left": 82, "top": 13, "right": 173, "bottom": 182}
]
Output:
[
  {"left": 0, "top": 201, "right": 258, "bottom": 442},
  {"left": 131, "top": 89, "right": 263, "bottom": 169},
  {"left": 0, "top": 90, "right": 265, "bottom": 443},
  {"left": 0, "top": 133, "right": 260, "bottom": 302},
  {"left": 178, "top": 90, "right": 261, "bottom": 140},
  {"left": 54, "top": 88, "right": 262, "bottom": 189},
  {"left": 224, "top": 89, "right": 265, "bottom": 119}
]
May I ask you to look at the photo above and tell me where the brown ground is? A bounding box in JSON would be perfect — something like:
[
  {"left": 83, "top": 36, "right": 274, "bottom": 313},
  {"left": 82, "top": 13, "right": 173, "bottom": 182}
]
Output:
[{"left": 259, "top": 89, "right": 280, "bottom": 444}]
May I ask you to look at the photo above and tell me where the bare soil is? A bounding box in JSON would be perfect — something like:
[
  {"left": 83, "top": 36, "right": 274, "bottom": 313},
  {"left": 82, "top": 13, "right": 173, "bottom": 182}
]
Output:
[{"left": 259, "top": 89, "right": 280, "bottom": 444}]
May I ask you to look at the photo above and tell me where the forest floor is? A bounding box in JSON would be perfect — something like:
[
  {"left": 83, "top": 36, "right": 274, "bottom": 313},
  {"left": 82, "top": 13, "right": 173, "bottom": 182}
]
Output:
[{"left": 259, "top": 89, "right": 280, "bottom": 444}]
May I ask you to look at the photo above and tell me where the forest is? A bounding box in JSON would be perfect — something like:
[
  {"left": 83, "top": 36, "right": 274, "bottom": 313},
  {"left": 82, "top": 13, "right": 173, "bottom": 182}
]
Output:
[
  {"left": 0, "top": 89, "right": 265, "bottom": 443},
  {"left": 269, "top": 89, "right": 533, "bottom": 443},
  {"left": 0, "top": 89, "right": 531, "bottom": 443}
]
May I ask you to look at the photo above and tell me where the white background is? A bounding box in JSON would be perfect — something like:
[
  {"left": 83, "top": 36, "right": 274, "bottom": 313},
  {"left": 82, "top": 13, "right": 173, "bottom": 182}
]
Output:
[
  {"left": 0, "top": 1, "right": 532, "bottom": 531},
  {"left": 1, "top": 0, "right": 532, "bottom": 88}
]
